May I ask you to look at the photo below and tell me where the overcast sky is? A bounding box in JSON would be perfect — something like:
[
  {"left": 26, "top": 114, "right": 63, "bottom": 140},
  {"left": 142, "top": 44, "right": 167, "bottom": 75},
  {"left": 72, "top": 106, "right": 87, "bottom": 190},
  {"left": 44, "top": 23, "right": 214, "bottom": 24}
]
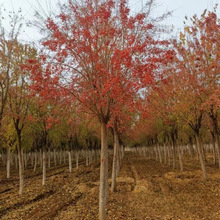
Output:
[{"left": 0, "top": 0, "right": 219, "bottom": 42}]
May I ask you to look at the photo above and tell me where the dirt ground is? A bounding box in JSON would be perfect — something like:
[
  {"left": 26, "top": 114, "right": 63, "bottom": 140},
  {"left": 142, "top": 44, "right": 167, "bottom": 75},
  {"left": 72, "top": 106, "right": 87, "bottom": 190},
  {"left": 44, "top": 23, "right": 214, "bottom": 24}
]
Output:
[{"left": 0, "top": 152, "right": 220, "bottom": 220}]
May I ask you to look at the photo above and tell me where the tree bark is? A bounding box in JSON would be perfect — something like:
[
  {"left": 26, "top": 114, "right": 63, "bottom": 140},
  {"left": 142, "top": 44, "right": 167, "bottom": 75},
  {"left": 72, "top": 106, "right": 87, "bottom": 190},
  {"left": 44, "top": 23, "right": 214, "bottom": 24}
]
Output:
[
  {"left": 167, "top": 144, "right": 171, "bottom": 166},
  {"left": 86, "top": 149, "right": 89, "bottom": 166},
  {"left": 54, "top": 148, "right": 57, "bottom": 166},
  {"left": 15, "top": 153, "right": 18, "bottom": 170},
  {"left": 214, "top": 128, "right": 220, "bottom": 169},
  {"left": 63, "top": 149, "right": 66, "bottom": 164},
  {"left": 177, "top": 144, "right": 183, "bottom": 172},
  {"left": 195, "top": 133, "right": 207, "bottom": 179},
  {"left": 76, "top": 151, "right": 79, "bottom": 170},
  {"left": 33, "top": 150, "right": 37, "bottom": 172},
  {"left": 17, "top": 135, "right": 24, "bottom": 195},
  {"left": 172, "top": 141, "right": 176, "bottom": 169},
  {"left": 111, "top": 128, "right": 119, "bottom": 192},
  {"left": 6, "top": 146, "right": 10, "bottom": 179},
  {"left": 31, "top": 152, "right": 34, "bottom": 167},
  {"left": 163, "top": 144, "right": 167, "bottom": 164},
  {"left": 157, "top": 145, "right": 162, "bottom": 163},
  {"left": 99, "top": 121, "right": 108, "bottom": 220},
  {"left": 42, "top": 146, "right": 46, "bottom": 186},
  {"left": 59, "top": 150, "right": 62, "bottom": 165},
  {"left": 24, "top": 151, "right": 27, "bottom": 168},
  {"left": 48, "top": 148, "right": 51, "bottom": 168},
  {"left": 212, "top": 140, "right": 217, "bottom": 165},
  {"left": 68, "top": 150, "right": 72, "bottom": 173},
  {"left": 39, "top": 149, "right": 42, "bottom": 167},
  {"left": 209, "top": 107, "right": 220, "bottom": 169}
]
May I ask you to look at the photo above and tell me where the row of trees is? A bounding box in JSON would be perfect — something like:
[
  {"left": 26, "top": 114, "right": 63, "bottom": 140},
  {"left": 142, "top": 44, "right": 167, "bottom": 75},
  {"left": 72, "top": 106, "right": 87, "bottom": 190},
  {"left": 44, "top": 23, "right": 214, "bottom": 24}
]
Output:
[
  {"left": 0, "top": 0, "right": 219, "bottom": 219},
  {"left": 132, "top": 8, "right": 220, "bottom": 179}
]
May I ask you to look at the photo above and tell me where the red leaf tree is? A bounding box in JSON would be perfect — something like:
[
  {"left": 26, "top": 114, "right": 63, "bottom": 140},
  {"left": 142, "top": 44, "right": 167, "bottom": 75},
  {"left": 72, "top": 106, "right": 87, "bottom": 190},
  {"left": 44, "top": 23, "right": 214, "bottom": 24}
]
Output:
[{"left": 35, "top": 0, "right": 170, "bottom": 218}]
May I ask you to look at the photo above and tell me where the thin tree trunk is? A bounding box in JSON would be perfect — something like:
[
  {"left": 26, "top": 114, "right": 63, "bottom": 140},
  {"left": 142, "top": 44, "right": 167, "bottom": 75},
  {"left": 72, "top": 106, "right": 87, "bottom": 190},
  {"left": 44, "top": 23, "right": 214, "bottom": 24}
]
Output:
[
  {"left": 155, "top": 146, "right": 158, "bottom": 161},
  {"left": 59, "top": 150, "right": 62, "bottom": 165},
  {"left": 195, "top": 133, "right": 207, "bottom": 179},
  {"left": 99, "top": 121, "right": 108, "bottom": 220},
  {"left": 212, "top": 141, "right": 217, "bottom": 165},
  {"left": 54, "top": 148, "right": 57, "bottom": 166},
  {"left": 10, "top": 152, "right": 14, "bottom": 167},
  {"left": 164, "top": 144, "right": 167, "bottom": 164},
  {"left": 168, "top": 144, "right": 171, "bottom": 166},
  {"left": 215, "top": 130, "right": 220, "bottom": 169},
  {"left": 121, "top": 146, "right": 124, "bottom": 159},
  {"left": 177, "top": 144, "right": 183, "bottom": 172},
  {"left": 24, "top": 151, "right": 27, "bottom": 168},
  {"left": 15, "top": 153, "right": 18, "bottom": 170},
  {"left": 209, "top": 109, "right": 220, "bottom": 169},
  {"left": 40, "top": 149, "right": 42, "bottom": 167},
  {"left": 172, "top": 141, "right": 176, "bottom": 169},
  {"left": 63, "top": 151, "right": 66, "bottom": 164},
  {"left": 18, "top": 135, "right": 24, "bottom": 195},
  {"left": 31, "top": 152, "right": 34, "bottom": 167},
  {"left": 76, "top": 151, "right": 79, "bottom": 170},
  {"left": 86, "top": 149, "right": 89, "bottom": 166},
  {"left": 111, "top": 128, "right": 118, "bottom": 192},
  {"left": 34, "top": 150, "right": 37, "bottom": 172},
  {"left": 42, "top": 146, "right": 46, "bottom": 186},
  {"left": 68, "top": 150, "right": 72, "bottom": 173},
  {"left": 21, "top": 148, "right": 25, "bottom": 171},
  {"left": 157, "top": 145, "right": 162, "bottom": 163},
  {"left": 48, "top": 148, "right": 51, "bottom": 168},
  {"left": 116, "top": 145, "right": 120, "bottom": 177},
  {"left": 6, "top": 146, "right": 10, "bottom": 179}
]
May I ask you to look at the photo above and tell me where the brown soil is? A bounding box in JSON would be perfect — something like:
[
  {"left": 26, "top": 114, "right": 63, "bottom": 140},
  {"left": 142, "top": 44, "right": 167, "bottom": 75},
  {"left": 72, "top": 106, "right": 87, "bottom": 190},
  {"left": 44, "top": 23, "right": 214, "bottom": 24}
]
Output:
[{"left": 0, "top": 152, "right": 220, "bottom": 219}]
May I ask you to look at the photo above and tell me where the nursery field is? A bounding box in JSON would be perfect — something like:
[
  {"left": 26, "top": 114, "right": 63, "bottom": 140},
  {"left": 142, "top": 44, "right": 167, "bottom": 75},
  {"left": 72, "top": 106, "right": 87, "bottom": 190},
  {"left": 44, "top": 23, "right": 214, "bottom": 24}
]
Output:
[{"left": 0, "top": 152, "right": 220, "bottom": 220}]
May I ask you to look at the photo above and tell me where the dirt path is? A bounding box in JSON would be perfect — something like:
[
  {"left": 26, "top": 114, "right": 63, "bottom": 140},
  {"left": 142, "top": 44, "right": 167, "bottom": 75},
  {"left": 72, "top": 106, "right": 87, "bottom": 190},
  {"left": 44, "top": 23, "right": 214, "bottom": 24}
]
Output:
[
  {"left": 107, "top": 153, "right": 220, "bottom": 220},
  {"left": 0, "top": 152, "right": 220, "bottom": 219}
]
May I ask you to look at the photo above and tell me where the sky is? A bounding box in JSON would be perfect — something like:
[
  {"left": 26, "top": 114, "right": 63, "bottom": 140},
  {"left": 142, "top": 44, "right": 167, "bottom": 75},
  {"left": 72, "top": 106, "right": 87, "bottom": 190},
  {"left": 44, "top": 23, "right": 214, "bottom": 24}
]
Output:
[{"left": 0, "top": 0, "right": 219, "bottom": 42}]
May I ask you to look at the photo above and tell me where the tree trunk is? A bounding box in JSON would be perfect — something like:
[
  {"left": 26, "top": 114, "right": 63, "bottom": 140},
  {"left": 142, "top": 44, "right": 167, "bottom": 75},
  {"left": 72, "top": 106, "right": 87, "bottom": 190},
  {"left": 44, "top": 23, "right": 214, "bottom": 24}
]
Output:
[
  {"left": 48, "top": 148, "right": 51, "bottom": 168},
  {"left": 54, "top": 148, "right": 57, "bottom": 166},
  {"left": 195, "top": 133, "right": 207, "bottom": 179},
  {"left": 6, "top": 146, "right": 10, "bottom": 179},
  {"left": 121, "top": 146, "right": 124, "bottom": 159},
  {"left": 21, "top": 148, "right": 25, "bottom": 171},
  {"left": 209, "top": 109, "right": 220, "bottom": 169},
  {"left": 157, "top": 145, "right": 162, "bottom": 163},
  {"left": 172, "top": 141, "right": 176, "bottom": 169},
  {"left": 68, "top": 150, "right": 72, "bottom": 173},
  {"left": 111, "top": 128, "right": 119, "bottom": 192},
  {"left": 63, "top": 151, "right": 66, "bottom": 164},
  {"left": 177, "top": 144, "right": 183, "bottom": 172},
  {"left": 86, "top": 149, "right": 89, "bottom": 166},
  {"left": 167, "top": 144, "right": 171, "bottom": 166},
  {"left": 116, "top": 145, "right": 121, "bottom": 177},
  {"left": 154, "top": 146, "right": 158, "bottom": 161},
  {"left": 59, "top": 150, "right": 62, "bottom": 165},
  {"left": 11, "top": 152, "right": 14, "bottom": 167},
  {"left": 76, "top": 151, "right": 79, "bottom": 170},
  {"left": 163, "top": 144, "right": 167, "bottom": 164},
  {"left": 42, "top": 146, "right": 46, "bottom": 186},
  {"left": 34, "top": 150, "right": 37, "bottom": 172},
  {"left": 212, "top": 141, "right": 217, "bottom": 165},
  {"left": 15, "top": 153, "right": 18, "bottom": 170},
  {"left": 17, "top": 135, "right": 24, "bottom": 195},
  {"left": 99, "top": 121, "right": 108, "bottom": 220},
  {"left": 39, "top": 149, "right": 42, "bottom": 167},
  {"left": 31, "top": 152, "right": 34, "bottom": 167},
  {"left": 214, "top": 129, "right": 220, "bottom": 169}
]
